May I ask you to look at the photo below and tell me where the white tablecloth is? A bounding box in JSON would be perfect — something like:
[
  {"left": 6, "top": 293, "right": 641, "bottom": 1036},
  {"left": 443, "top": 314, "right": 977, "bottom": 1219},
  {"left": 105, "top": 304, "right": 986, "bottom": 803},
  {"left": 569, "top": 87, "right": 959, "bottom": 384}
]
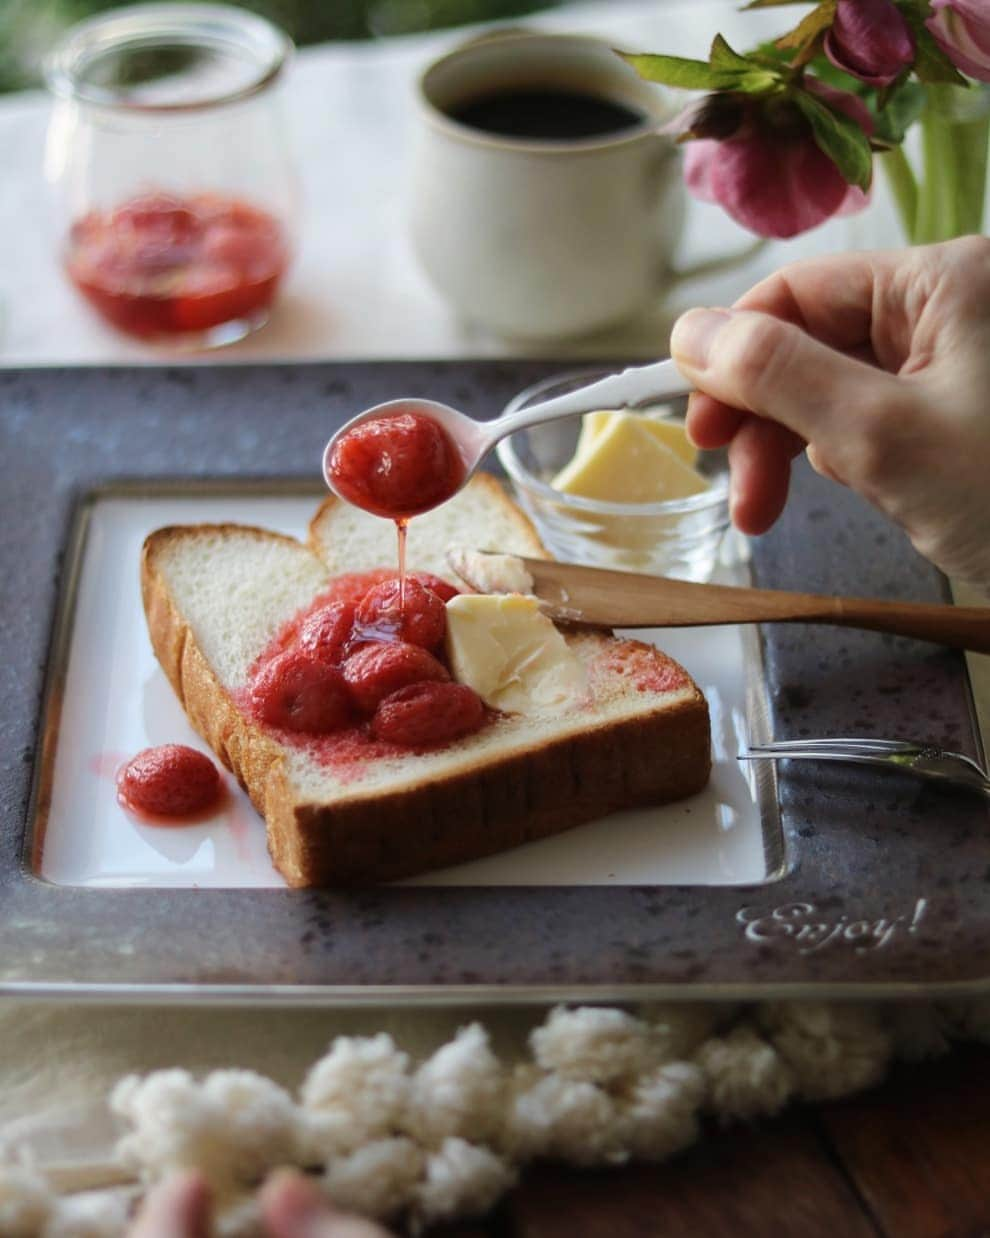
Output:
[
  {"left": 1, "top": 0, "right": 875, "bottom": 367},
  {"left": 1, "top": 0, "right": 987, "bottom": 1199}
]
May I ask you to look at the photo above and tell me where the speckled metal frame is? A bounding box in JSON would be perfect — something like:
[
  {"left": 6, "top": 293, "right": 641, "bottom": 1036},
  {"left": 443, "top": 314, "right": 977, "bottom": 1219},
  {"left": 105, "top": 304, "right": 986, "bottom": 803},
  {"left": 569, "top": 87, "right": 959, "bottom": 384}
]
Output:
[{"left": 1, "top": 362, "right": 988, "bottom": 1004}]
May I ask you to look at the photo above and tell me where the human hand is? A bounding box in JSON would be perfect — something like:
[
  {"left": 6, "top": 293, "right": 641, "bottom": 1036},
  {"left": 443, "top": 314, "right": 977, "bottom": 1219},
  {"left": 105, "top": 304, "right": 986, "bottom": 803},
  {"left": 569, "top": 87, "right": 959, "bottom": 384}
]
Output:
[
  {"left": 259, "top": 1169, "right": 393, "bottom": 1238},
  {"left": 128, "top": 1169, "right": 394, "bottom": 1237},
  {"left": 670, "top": 237, "right": 990, "bottom": 590},
  {"left": 128, "top": 1173, "right": 210, "bottom": 1238}
]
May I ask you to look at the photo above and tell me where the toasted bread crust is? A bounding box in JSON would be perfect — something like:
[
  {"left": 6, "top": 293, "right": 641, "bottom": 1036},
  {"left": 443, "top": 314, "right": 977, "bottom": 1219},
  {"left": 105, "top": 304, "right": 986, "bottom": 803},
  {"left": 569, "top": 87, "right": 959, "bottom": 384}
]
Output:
[
  {"left": 142, "top": 518, "right": 711, "bottom": 887},
  {"left": 142, "top": 526, "right": 295, "bottom": 846},
  {"left": 286, "top": 701, "right": 709, "bottom": 884}
]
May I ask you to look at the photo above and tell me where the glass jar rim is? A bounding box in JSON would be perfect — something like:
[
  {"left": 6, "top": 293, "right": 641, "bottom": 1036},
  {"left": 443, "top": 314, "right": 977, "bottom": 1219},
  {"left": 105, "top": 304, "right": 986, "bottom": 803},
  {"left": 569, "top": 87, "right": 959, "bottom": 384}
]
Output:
[{"left": 44, "top": 2, "right": 292, "bottom": 112}]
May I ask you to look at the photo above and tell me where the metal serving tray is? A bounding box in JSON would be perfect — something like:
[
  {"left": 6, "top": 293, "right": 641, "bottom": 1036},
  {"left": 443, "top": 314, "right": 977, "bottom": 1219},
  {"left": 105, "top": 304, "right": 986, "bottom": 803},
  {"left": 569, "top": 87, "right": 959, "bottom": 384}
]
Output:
[{"left": 1, "top": 361, "right": 987, "bottom": 1004}]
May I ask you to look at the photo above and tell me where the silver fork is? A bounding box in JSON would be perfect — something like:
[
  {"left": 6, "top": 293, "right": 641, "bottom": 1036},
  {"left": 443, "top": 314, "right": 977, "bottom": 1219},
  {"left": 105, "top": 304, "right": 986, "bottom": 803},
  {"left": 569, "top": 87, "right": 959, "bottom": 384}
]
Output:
[{"left": 739, "top": 737, "right": 990, "bottom": 797}]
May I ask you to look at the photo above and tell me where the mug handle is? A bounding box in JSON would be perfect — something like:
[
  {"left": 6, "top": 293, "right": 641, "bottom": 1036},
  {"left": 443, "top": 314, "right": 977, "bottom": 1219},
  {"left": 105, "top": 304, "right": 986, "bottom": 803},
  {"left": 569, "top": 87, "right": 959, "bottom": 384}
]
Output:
[
  {"left": 645, "top": 141, "right": 768, "bottom": 289},
  {"left": 663, "top": 237, "right": 769, "bottom": 286}
]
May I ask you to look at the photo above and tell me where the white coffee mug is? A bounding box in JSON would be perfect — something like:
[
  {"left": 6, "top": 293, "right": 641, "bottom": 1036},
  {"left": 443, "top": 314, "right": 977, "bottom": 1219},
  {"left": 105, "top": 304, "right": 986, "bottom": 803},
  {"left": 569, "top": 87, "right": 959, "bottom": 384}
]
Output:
[{"left": 409, "top": 31, "right": 688, "bottom": 341}]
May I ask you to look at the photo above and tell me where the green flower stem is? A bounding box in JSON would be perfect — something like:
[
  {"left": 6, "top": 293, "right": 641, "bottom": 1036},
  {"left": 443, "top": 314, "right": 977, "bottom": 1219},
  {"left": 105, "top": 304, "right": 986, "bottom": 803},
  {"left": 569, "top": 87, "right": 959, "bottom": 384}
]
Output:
[
  {"left": 954, "top": 106, "right": 990, "bottom": 235},
  {"left": 915, "top": 83, "right": 989, "bottom": 243},
  {"left": 880, "top": 145, "right": 918, "bottom": 242}
]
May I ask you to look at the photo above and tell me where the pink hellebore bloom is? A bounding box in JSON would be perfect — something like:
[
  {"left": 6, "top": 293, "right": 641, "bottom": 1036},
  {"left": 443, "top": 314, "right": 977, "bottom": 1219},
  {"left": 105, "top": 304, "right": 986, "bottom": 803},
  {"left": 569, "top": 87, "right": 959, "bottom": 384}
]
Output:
[
  {"left": 927, "top": 0, "right": 990, "bottom": 82},
  {"left": 683, "top": 84, "right": 871, "bottom": 240},
  {"left": 824, "top": 0, "right": 915, "bottom": 87}
]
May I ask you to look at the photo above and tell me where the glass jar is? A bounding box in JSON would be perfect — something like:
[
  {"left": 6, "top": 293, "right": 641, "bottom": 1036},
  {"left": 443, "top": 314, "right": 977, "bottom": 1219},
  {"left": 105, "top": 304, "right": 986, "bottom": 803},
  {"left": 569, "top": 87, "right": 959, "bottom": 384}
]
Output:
[
  {"left": 496, "top": 370, "right": 732, "bottom": 582},
  {"left": 44, "top": 3, "right": 297, "bottom": 347}
]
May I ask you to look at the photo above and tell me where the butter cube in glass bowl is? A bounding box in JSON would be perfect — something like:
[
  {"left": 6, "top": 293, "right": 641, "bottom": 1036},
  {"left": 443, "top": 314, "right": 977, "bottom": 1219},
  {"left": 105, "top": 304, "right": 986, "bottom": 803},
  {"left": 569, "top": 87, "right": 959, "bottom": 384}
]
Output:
[{"left": 495, "top": 370, "right": 732, "bottom": 582}]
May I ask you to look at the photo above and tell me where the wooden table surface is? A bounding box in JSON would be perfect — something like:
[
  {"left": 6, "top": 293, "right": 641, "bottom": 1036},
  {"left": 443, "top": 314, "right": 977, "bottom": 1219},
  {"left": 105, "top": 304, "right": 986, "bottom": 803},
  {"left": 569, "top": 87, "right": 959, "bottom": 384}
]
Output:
[{"left": 429, "top": 1043, "right": 990, "bottom": 1238}]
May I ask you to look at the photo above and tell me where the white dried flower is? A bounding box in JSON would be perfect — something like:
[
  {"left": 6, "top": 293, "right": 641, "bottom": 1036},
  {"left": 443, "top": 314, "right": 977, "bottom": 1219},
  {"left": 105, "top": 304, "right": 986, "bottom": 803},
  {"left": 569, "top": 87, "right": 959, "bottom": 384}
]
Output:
[
  {"left": 0, "top": 1164, "right": 53, "bottom": 1238},
  {"left": 694, "top": 1025, "right": 795, "bottom": 1122},
  {"left": 502, "top": 1066, "right": 625, "bottom": 1167},
  {"left": 759, "top": 1003, "right": 892, "bottom": 1102},
  {"left": 323, "top": 1137, "right": 423, "bottom": 1221},
  {"left": 413, "top": 1138, "right": 514, "bottom": 1228},
  {"left": 111, "top": 1069, "right": 299, "bottom": 1193},
  {"left": 617, "top": 1061, "right": 704, "bottom": 1162},
  {"left": 405, "top": 1024, "right": 504, "bottom": 1146},
  {"left": 639, "top": 1003, "right": 731, "bottom": 1061},
  {"left": 300, "top": 1035, "right": 410, "bottom": 1161},
  {"left": 530, "top": 1006, "right": 655, "bottom": 1084},
  {"left": 43, "top": 1191, "right": 130, "bottom": 1238}
]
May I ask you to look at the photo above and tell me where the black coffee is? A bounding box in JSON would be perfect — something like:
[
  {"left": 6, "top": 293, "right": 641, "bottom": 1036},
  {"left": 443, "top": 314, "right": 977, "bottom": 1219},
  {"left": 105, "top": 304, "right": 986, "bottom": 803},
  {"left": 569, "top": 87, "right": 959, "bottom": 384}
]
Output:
[{"left": 449, "top": 87, "right": 645, "bottom": 140}]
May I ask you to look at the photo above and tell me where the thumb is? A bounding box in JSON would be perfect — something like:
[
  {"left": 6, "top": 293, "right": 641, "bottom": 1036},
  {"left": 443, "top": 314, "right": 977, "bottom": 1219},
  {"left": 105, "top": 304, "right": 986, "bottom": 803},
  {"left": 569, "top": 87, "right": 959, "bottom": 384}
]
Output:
[
  {"left": 670, "top": 307, "right": 908, "bottom": 446},
  {"left": 129, "top": 1173, "right": 211, "bottom": 1238},
  {"left": 259, "top": 1170, "right": 392, "bottom": 1238}
]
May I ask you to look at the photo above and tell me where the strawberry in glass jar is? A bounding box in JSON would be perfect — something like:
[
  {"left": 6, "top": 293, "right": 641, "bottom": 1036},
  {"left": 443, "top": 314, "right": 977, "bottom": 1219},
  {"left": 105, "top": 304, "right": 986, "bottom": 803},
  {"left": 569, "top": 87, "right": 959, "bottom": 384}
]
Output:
[{"left": 45, "top": 5, "right": 297, "bottom": 347}]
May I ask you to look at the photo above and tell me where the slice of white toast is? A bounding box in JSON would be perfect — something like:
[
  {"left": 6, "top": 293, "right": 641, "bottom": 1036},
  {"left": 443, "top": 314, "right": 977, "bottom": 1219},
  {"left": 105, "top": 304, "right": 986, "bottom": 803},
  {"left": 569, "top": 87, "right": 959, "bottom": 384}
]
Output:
[{"left": 141, "top": 476, "right": 710, "bottom": 886}]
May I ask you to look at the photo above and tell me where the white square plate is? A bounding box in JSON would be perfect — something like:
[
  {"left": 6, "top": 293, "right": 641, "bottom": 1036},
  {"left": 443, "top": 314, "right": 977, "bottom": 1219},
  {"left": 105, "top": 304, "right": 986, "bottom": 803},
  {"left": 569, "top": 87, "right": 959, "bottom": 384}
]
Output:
[{"left": 37, "top": 492, "right": 774, "bottom": 889}]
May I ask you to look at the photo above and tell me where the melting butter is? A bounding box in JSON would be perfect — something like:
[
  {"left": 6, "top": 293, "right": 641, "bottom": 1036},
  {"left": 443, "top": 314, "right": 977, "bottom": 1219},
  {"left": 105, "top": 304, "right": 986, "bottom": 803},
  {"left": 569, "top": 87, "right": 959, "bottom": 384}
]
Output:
[{"left": 445, "top": 593, "right": 587, "bottom": 714}]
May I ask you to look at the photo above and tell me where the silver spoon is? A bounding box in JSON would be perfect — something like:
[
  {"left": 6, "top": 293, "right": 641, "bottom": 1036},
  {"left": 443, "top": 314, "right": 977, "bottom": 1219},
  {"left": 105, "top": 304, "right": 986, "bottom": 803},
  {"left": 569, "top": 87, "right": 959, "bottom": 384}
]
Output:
[{"left": 322, "top": 357, "right": 693, "bottom": 504}]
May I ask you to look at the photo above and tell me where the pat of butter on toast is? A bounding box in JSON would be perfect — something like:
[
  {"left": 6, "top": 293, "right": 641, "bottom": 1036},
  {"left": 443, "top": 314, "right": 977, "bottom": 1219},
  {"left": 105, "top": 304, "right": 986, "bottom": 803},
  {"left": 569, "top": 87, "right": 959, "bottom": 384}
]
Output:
[{"left": 445, "top": 593, "right": 588, "bottom": 714}]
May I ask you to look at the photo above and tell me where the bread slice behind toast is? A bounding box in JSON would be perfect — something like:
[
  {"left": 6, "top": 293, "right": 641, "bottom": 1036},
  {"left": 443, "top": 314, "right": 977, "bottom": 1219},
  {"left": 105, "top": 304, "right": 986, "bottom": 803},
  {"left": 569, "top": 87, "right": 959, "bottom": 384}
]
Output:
[{"left": 308, "top": 472, "right": 547, "bottom": 579}]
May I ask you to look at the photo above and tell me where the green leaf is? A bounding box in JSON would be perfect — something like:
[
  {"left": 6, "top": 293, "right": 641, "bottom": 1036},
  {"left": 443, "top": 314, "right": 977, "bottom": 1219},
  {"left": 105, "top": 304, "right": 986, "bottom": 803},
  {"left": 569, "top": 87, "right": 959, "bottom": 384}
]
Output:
[
  {"left": 804, "top": 51, "right": 866, "bottom": 92},
  {"left": 616, "top": 51, "right": 742, "bottom": 90},
  {"left": 619, "top": 45, "right": 781, "bottom": 94},
  {"left": 913, "top": 36, "right": 969, "bottom": 85},
  {"left": 870, "top": 80, "right": 927, "bottom": 144},
  {"left": 707, "top": 37, "right": 782, "bottom": 93},
  {"left": 776, "top": 0, "right": 837, "bottom": 51},
  {"left": 751, "top": 39, "right": 800, "bottom": 68},
  {"left": 743, "top": 0, "right": 812, "bottom": 8},
  {"left": 800, "top": 54, "right": 927, "bottom": 149},
  {"left": 709, "top": 34, "right": 753, "bottom": 73},
  {"left": 896, "top": 6, "right": 969, "bottom": 84},
  {"left": 738, "top": 70, "right": 784, "bottom": 92},
  {"left": 793, "top": 88, "right": 874, "bottom": 188}
]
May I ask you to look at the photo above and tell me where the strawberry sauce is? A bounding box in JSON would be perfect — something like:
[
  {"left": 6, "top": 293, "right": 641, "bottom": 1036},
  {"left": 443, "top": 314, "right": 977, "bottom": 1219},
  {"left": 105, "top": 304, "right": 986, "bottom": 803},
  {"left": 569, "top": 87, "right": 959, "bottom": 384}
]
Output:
[
  {"left": 326, "top": 410, "right": 465, "bottom": 521},
  {"left": 600, "top": 640, "right": 689, "bottom": 694},
  {"left": 326, "top": 409, "right": 466, "bottom": 606},
  {"left": 65, "top": 191, "right": 288, "bottom": 339}
]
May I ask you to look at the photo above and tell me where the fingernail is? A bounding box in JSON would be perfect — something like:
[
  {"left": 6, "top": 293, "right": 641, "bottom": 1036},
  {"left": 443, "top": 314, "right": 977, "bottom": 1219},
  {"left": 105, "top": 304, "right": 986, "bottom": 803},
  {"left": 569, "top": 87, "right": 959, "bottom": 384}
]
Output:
[{"left": 671, "top": 308, "right": 732, "bottom": 370}]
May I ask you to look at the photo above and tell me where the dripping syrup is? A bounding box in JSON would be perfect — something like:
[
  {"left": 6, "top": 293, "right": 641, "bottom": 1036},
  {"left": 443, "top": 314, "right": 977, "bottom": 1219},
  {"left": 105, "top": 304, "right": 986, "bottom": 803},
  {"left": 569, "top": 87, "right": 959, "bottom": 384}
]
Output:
[{"left": 396, "top": 517, "right": 408, "bottom": 609}]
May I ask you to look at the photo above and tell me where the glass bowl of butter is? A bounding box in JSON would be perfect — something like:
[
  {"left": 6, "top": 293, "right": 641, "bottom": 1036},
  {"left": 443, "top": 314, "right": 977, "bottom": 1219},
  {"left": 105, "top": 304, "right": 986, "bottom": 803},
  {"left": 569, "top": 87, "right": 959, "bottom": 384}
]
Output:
[{"left": 496, "top": 369, "right": 732, "bottom": 581}]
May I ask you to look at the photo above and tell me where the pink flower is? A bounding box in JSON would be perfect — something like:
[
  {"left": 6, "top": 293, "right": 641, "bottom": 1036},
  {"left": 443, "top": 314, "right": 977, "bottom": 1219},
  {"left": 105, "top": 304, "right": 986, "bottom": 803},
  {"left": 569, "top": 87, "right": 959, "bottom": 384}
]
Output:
[
  {"left": 824, "top": 0, "right": 915, "bottom": 87},
  {"left": 927, "top": 0, "right": 990, "bottom": 81},
  {"left": 682, "top": 84, "right": 871, "bottom": 239}
]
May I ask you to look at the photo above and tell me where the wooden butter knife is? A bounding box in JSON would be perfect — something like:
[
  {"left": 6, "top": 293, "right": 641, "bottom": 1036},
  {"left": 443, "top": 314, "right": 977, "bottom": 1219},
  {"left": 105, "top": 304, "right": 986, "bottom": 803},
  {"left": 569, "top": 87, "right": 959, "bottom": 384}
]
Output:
[{"left": 450, "top": 551, "right": 990, "bottom": 653}]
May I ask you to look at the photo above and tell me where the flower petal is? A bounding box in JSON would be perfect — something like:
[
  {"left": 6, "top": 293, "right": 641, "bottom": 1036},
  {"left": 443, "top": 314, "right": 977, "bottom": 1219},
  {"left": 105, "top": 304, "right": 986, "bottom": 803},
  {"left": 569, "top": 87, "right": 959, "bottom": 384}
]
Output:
[
  {"left": 927, "top": 1, "right": 990, "bottom": 81},
  {"left": 682, "top": 138, "right": 721, "bottom": 206},
  {"left": 685, "top": 128, "right": 852, "bottom": 239},
  {"left": 824, "top": 0, "right": 915, "bottom": 88},
  {"left": 805, "top": 77, "right": 875, "bottom": 135}
]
